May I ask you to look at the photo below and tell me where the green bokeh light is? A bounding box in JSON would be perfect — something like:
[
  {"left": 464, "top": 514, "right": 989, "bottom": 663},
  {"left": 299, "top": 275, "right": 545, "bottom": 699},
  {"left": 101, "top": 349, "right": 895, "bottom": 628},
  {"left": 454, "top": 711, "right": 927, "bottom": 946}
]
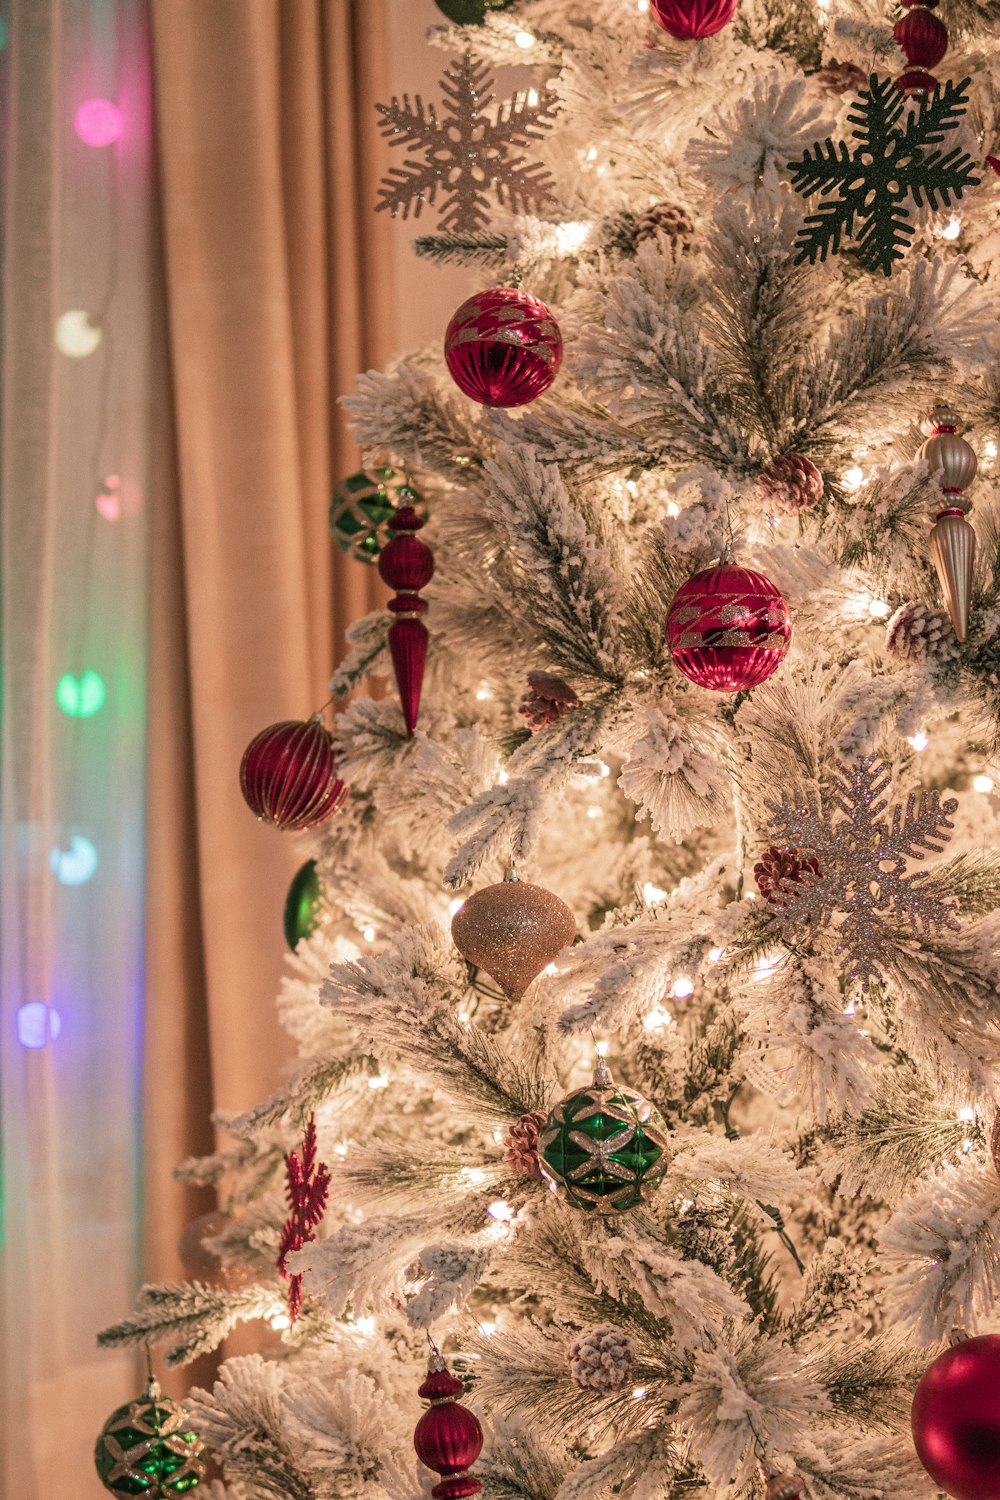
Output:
[{"left": 56, "top": 669, "right": 106, "bottom": 718}]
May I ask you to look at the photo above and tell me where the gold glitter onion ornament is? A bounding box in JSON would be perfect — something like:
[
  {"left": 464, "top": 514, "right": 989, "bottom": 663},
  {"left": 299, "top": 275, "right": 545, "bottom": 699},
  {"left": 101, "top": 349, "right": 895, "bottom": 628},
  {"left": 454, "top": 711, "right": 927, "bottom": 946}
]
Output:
[{"left": 451, "top": 866, "right": 576, "bottom": 1001}]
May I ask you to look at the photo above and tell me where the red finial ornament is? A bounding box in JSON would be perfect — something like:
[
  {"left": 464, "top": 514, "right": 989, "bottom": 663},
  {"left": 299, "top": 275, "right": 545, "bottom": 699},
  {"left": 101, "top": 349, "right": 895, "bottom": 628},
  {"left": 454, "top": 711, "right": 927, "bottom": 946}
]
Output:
[
  {"left": 277, "top": 1117, "right": 330, "bottom": 1322},
  {"left": 413, "top": 1350, "right": 483, "bottom": 1500},
  {"left": 893, "top": 0, "right": 948, "bottom": 95},
  {"left": 378, "top": 507, "right": 434, "bottom": 737}
]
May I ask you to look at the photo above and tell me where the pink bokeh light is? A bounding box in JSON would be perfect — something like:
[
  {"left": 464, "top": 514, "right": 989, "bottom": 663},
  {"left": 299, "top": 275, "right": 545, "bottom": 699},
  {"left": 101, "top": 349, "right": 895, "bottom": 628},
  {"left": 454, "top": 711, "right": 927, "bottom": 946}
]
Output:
[{"left": 74, "top": 98, "right": 123, "bottom": 148}]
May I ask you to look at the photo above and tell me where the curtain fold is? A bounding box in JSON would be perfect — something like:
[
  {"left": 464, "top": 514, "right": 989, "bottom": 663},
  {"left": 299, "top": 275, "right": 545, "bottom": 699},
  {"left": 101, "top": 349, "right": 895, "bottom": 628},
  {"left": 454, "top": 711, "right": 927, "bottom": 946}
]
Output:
[{"left": 144, "top": 0, "right": 393, "bottom": 1385}]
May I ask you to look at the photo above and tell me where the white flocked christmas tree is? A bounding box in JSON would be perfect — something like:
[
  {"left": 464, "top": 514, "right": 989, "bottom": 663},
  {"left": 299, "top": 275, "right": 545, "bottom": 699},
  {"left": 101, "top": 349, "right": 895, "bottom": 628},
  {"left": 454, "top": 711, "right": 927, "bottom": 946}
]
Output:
[{"left": 99, "top": 1, "right": 1000, "bottom": 1497}]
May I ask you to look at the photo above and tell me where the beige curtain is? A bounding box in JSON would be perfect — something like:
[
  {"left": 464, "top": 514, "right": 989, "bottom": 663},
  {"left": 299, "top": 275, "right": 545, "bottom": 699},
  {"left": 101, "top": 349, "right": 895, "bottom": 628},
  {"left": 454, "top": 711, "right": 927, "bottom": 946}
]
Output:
[{"left": 144, "top": 0, "right": 394, "bottom": 1392}]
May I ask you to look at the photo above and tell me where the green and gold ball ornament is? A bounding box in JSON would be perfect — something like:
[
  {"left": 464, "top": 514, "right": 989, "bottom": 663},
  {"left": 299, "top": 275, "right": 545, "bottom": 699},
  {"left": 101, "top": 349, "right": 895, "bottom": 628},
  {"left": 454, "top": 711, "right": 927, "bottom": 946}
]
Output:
[
  {"left": 284, "top": 858, "right": 324, "bottom": 949},
  {"left": 538, "top": 1059, "right": 669, "bottom": 1214},
  {"left": 95, "top": 1380, "right": 206, "bottom": 1497},
  {"left": 328, "top": 467, "right": 421, "bottom": 564},
  {"left": 433, "top": 0, "right": 517, "bottom": 21}
]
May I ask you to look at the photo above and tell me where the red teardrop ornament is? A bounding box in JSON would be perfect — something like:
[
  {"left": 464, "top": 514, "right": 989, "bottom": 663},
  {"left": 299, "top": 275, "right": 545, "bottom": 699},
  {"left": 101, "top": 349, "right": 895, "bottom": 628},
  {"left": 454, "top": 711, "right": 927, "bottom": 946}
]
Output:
[
  {"left": 650, "top": 0, "right": 737, "bottom": 39},
  {"left": 239, "top": 718, "right": 346, "bottom": 830},
  {"left": 894, "top": 7, "right": 948, "bottom": 66},
  {"left": 388, "top": 617, "right": 428, "bottom": 737}
]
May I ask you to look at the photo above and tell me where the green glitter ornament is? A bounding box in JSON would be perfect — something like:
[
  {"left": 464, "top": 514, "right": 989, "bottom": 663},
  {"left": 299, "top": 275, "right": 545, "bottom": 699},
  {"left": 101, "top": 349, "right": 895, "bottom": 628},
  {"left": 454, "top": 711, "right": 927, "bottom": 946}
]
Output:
[
  {"left": 328, "top": 467, "right": 420, "bottom": 563},
  {"left": 433, "top": 0, "right": 517, "bottom": 22},
  {"left": 94, "top": 1379, "right": 206, "bottom": 1498},
  {"left": 539, "top": 1059, "right": 669, "bottom": 1213},
  {"left": 284, "top": 858, "right": 323, "bottom": 950}
]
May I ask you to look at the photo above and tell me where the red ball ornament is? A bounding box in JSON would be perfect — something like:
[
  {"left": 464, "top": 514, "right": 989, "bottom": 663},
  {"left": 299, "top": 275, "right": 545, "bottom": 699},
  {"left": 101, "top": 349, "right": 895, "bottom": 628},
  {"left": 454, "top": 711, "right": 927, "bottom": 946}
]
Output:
[
  {"left": 912, "top": 1336, "right": 1000, "bottom": 1500},
  {"left": 665, "top": 559, "right": 791, "bottom": 692},
  {"left": 649, "top": 0, "right": 737, "bottom": 39},
  {"left": 894, "top": 6, "right": 948, "bottom": 66},
  {"left": 239, "top": 717, "right": 346, "bottom": 831},
  {"left": 413, "top": 1354, "right": 483, "bottom": 1500},
  {"left": 444, "top": 287, "right": 562, "bottom": 408}
]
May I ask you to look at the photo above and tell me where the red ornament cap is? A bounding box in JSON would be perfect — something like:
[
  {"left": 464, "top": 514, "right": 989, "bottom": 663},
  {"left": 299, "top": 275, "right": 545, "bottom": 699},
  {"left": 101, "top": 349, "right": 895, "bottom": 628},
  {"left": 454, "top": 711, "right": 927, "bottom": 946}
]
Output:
[
  {"left": 896, "top": 68, "right": 938, "bottom": 95},
  {"left": 444, "top": 287, "right": 562, "bottom": 409},
  {"left": 665, "top": 560, "right": 791, "bottom": 692},
  {"left": 894, "top": 7, "right": 948, "bottom": 66},
  {"left": 649, "top": 0, "right": 737, "bottom": 38},
  {"left": 419, "top": 1367, "right": 465, "bottom": 1402},
  {"left": 239, "top": 718, "right": 346, "bottom": 831}
]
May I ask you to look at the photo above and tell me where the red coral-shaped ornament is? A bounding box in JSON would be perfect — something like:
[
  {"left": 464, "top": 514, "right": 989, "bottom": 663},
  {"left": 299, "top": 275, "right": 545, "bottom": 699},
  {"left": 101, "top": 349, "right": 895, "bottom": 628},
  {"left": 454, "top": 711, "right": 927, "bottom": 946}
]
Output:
[{"left": 277, "top": 1117, "right": 330, "bottom": 1322}]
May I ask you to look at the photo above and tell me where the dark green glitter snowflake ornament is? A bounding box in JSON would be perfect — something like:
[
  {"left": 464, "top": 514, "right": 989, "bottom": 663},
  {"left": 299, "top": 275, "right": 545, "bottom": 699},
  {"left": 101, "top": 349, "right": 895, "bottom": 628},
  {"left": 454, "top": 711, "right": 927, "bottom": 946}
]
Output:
[
  {"left": 538, "top": 1059, "right": 670, "bottom": 1213},
  {"left": 94, "top": 1380, "right": 206, "bottom": 1498},
  {"left": 328, "top": 467, "right": 421, "bottom": 563},
  {"left": 788, "top": 74, "right": 979, "bottom": 276}
]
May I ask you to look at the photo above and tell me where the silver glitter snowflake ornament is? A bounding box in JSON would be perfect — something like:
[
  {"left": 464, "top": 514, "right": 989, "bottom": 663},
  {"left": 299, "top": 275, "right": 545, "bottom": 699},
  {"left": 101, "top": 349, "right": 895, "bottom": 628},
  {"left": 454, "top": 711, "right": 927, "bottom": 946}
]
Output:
[
  {"left": 375, "top": 53, "right": 557, "bottom": 235},
  {"left": 762, "top": 759, "right": 959, "bottom": 992}
]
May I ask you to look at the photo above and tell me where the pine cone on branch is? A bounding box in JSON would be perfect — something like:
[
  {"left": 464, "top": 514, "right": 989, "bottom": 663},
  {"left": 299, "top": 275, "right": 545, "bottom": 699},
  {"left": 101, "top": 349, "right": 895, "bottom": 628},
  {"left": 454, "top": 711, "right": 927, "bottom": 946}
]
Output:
[
  {"left": 813, "top": 59, "right": 868, "bottom": 97},
  {"left": 566, "top": 1324, "right": 635, "bottom": 1391},
  {"left": 519, "top": 671, "right": 580, "bottom": 732},
  {"left": 633, "top": 200, "right": 695, "bottom": 258},
  {"left": 885, "top": 601, "right": 958, "bottom": 663},
  {"left": 503, "top": 1110, "right": 547, "bottom": 1175},
  {"left": 755, "top": 845, "right": 823, "bottom": 904},
  {"left": 758, "top": 453, "right": 824, "bottom": 513}
]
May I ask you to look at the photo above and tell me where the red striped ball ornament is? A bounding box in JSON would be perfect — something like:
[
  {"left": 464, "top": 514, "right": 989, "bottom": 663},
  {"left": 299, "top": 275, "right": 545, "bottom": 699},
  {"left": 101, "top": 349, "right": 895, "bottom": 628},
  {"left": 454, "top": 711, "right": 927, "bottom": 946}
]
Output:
[
  {"left": 650, "top": 0, "right": 737, "bottom": 39},
  {"left": 665, "top": 560, "right": 791, "bottom": 691},
  {"left": 444, "top": 287, "right": 562, "bottom": 408},
  {"left": 413, "top": 1355, "right": 484, "bottom": 1500},
  {"left": 239, "top": 717, "right": 346, "bottom": 831}
]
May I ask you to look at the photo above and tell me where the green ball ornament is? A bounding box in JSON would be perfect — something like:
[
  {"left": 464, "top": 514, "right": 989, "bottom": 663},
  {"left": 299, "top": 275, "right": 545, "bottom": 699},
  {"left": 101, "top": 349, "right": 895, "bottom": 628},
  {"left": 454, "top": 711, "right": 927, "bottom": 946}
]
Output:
[
  {"left": 328, "top": 467, "right": 420, "bottom": 563},
  {"left": 539, "top": 1060, "right": 669, "bottom": 1214},
  {"left": 284, "top": 858, "right": 324, "bottom": 949},
  {"left": 433, "top": 0, "right": 517, "bottom": 20},
  {"left": 94, "top": 1380, "right": 206, "bottom": 1498}
]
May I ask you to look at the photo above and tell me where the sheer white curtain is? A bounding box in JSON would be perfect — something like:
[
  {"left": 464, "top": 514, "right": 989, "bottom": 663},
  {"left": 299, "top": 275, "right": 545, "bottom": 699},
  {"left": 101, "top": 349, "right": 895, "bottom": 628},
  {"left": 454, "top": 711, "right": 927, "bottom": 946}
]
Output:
[{"left": 1, "top": 2, "right": 155, "bottom": 1493}]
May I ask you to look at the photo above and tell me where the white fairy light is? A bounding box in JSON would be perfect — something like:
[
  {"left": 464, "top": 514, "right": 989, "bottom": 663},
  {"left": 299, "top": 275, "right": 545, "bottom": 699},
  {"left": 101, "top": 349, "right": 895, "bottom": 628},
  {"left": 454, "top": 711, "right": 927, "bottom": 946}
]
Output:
[
  {"left": 985, "top": 440, "right": 998, "bottom": 461},
  {"left": 458, "top": 1009, "right": 470, "bottom": 1025},
  {"left": 487, "top": 1199, "right": 514, "bottom": 1222},
  {"left": 587, "top": 804, "right": 603, "bottom": 819},
  {"left": 754, "top": 953, "right": 779, "bottom": 976},
  {"left": 595, "top": 1039, "right": 609, "bottom": 1057},
  {"left": 463, "top": 1166, "right": 488, "bottom": 1184},
  {"left": 963, "top": 1138, "right": 974, "bottom": 1153},
  {"left": 671, "top": 975, "right": 694, "bottom": 998},
  {"left": 643, "top": 1005, "right": 672, "bottom": 1031},
  {"left": 555, "top": 220, "right": 591, "bottom": 256},
  {"left": 666, "top": 500, "right": 680, "bottom": 517},
  {"left": 632, "top": 1387, "right": 647, "bottom": 1400},
  {"left": 637, "top": 0, "right": 650, "bottom": 10},
  {"left": 515, "top": 29, "right": 535, "bottom": 47},
  {"left": 907, "top": 732, "right": 929, "bottom": 752},
  {"left": 867, "top": 597, "right": 891, "bottom": 619},
  {"left": 475, "top": 685, "right": 492, "bottom": 701},
  {"left": 843, "top": 1000, "right": 857, "bottom": 1016},
  {"left": 355, "top": 1315, "right": 377, "bottom": 1336},
  {"left": 940, "top": 215, "right": 962, "bottom": 240},
  {"left": 643, "top": 881, "right": 668, "bottom": 903},
  {"left": 526, "top": 89, "right": 539, "bottom": 106},
  {"left": 362, "top": 925, "right": 376, "bottom": 942},
  {"left": 958, "top": 1106, "right": 976, "bottom": 1122},
  {"left": 498, "top": 768, "right": 509, "bottom": 784},
  {"left": 708, "top": 947, "right": 724, "bottom": 963},
  {"left": 625, "top": 478, "right": 639, "bottom": 497},
  {"left": 368, "top": 1074, "right": 390, "bottom": 1090},
  {"left": 493, "top": 1128, "right": 504, "bottom": 1144},
  {"left": 544, "top": 962, "right": 558, "bottom": 975},
  {"left": 597, "top": 760, "right": 611, "bottom": 778},
  {"left": 333, "top": 1141, "right": 349, "bottom": 1158},
  {"left": 270, "top": 1312, "right": 291, "bottom": 1332},
  {"left": 479, "top": 1321, "right": 497, "bottom": 1336},
  {"left": 585, "top": 146, "right": 598, "bottom": 162},
  {"left": 842, "top": 465, "right": 865, "bottom": 490},
  {"left": 973, "top": 773, "right": 995, "bottom": 794}
]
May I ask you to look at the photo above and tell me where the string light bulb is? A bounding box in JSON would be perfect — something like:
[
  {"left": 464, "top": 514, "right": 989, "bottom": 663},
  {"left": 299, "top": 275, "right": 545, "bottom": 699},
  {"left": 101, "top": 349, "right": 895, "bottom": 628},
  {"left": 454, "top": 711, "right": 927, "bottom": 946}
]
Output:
[
  {"left": 74, "top": 97, "right": 123, "bottom": 147},
  {"left": 973, "top": 773, "right": 995, "bottom": 794},
  {"left": 515, "top": 29, "right": 535, "bottom": 47},
  {"left": 55, "top": 309, "right": 102, "bottom": 358}
]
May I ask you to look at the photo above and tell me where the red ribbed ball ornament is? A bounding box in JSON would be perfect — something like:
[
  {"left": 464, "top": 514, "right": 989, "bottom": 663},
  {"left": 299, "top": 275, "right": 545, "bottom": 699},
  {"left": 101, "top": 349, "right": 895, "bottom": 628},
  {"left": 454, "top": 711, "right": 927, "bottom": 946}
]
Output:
[
  {"left": 239, "top": 717, "right": 346, "bottom": 831},
  {"left": 894, "top": 7, "right": 948, "bottom": 67},
  {"left": 650, "top": 0, "right": 737, "bottom": 39},
  {"left": 912, "top": 1336, "right": 1000, "bottom": 1500},
  {"left": 444, "top": 287, "right": 562, "bottom": 408},
  {"left": 665, "top": 560, "right": 791, "bottom": 691},
  {"left": 413, "top": 1357, "right": 483, "bottom": 1500}
]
